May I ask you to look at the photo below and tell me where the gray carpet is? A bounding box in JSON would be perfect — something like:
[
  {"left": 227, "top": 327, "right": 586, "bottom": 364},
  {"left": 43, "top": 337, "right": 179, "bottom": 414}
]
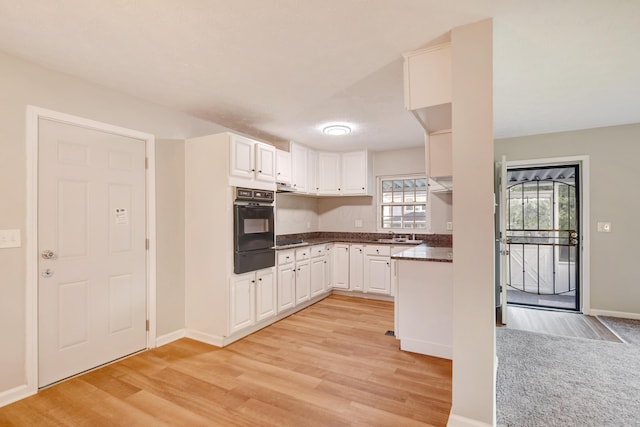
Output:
[
  {"left": 496, "top": 327, "right": 640, "bottom": 427},
  {"left": 599, "top": 316, "right": 640, "bottom": 345}
]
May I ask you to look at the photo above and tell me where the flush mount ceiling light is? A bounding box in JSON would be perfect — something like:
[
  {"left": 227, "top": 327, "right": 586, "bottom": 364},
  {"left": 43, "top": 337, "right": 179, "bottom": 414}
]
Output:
[{"left": 322, "top": 124, "right": 351, "bottom": 136}]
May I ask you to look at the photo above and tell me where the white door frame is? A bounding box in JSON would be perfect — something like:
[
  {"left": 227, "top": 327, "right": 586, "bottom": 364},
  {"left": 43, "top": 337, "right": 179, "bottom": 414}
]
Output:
[
  {"left": 25, "top": 106, "right": 157, "bottom": 394},
  {"left": 505, "top": 155, "right": 590, "bottom": 314}
]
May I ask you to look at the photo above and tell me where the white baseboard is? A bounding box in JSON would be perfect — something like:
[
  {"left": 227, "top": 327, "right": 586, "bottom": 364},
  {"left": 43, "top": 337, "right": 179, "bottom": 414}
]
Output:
[
  {"left": 590, "top": 309, "right": 640, "bottom": 320},
  {"left": 447, "top": 413, "right": 493, "bottom": 427},
  {"left": 155, "top": 329, "right": 186, "bottom": 347},
  {"left": 331, "top": 289, "right": 393, "bottom": 302},
  {"left": 184, "top": 330, "right": 225, "bottom": 347},
  {"left": 0, "top": 384, "right": 36, "bottom": 409},
  {"left": 400, "top": 338, "right": 452, "bottom": 360}
]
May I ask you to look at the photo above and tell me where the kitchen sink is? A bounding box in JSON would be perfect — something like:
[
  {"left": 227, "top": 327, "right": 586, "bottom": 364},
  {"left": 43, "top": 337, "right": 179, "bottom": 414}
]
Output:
[{"left": 377, "top": 238, "right": 423, "bottom": 244}]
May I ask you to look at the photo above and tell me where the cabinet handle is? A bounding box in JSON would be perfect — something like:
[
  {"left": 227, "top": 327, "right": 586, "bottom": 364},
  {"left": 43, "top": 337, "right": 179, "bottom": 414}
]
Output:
[
  {"left": 338, "top": 188, "right": 341, "bottom": 191},
  {"left": 376, "top": 249, "right": 379, "bottom": 254},
  {"left": 278, "top": 172, "right": 281, "bottom": 175},
  {"left": 359, "top": 248, "right": 362, "bottom": 253},
  {"left": 251, "top": 168, "right": 255, "bottom": 172},
  {"left": 259, "top": 170, "right": 262, "bottom": 173},
  {"left": 386, "top": 262, "right": 390, "bottom": 266},
  {"left": 251, "top": 280, "right": 256, "bottom": 283},
  {"left": 362, "top": 187, "right": 365, "bottom": 190},
  {"left": 259, "top": 278, "right": 262, "bottom": 281}
]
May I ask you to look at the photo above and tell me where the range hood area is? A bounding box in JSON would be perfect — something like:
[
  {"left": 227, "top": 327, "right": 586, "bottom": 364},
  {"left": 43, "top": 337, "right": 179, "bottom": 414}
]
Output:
[{"left": 429, "top": 176, "right": 452, "bottom": 193}]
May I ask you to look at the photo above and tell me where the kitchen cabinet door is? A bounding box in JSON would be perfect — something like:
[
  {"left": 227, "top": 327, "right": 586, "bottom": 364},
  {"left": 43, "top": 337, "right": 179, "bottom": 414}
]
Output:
[
  {"left": 255, "top": 143, "right": 276, "bottom": 182},
  {"left": 349, "top": 244, "right": 364, "bottom": 291},
  {"left": 295, "top": 259, "right": 311, "bottom": 305},
  {"left": 278, "top": 264, "right": 295, "bottom": 312},
  {"left": 310, "top": 256, "right": 325, "bottom": 298},
  {"left": 428, "top": 131, "right": 452, "bottom": 178},
  {"left": 341, "top": 151, "right": 369, "bottom": 195},
  {"left": 332, "top": 244, "right": 350, "bottom": 289},
  {"left": 229, "top": 273, "right": 256, "bottom": 334},
  {"left": 318, "top": 152, "right": 341, "bottom": 195},
  {"left": 308, "top": 148, "right": 318, "bottom": 194},
  {"left": 291, "top": 142, "right": 308, "bottom": 192},
  {"left": 276, "top": 149, "right": 292, "bottom": 184},
  {"left": 229, "top": 135, "right": 256, "bottom": 179},
  {"left": 255, "top": 268, "right": 277, "bottom": 321},
  {"left": 365, "top": 255, "right": 391, "bottom": 295},
  {"left": 325, "top": 245, "right": 334, "bottom": 290}
]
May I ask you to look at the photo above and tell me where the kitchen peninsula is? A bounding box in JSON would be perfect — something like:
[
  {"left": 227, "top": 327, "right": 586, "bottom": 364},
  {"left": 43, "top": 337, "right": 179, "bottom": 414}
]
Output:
[{"left": 393, "top": 244, "right": 453, "bottom": 360}]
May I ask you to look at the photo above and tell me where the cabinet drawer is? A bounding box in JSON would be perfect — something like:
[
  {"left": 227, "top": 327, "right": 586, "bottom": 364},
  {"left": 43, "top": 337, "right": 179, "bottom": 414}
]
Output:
[
  {"left": 277, "top": 250, "right": 295, "bottom": 265},
  {"left": 295, "top": 247, "right": 311, "bottom": 261},
  {"left": 365, "top": 245, "right": 390, "bottom": 256},
  {"left": 311, "top": 244, "right": 325, "bottom": 258}
]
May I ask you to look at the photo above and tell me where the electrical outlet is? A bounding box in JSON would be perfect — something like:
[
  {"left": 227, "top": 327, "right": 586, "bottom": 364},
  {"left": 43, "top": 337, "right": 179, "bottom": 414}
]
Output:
[
  {"left": 597, "top": 222, "right": 611, "bottom": 233},
  {"left": 355, "top": 219, "right": 363, "bottom": 228},
  {"left": 0, "top": 229, "right": 21, "bottom": 249},
  {"left": 446, "top": 222, "right": 453, "bottom": 231}
]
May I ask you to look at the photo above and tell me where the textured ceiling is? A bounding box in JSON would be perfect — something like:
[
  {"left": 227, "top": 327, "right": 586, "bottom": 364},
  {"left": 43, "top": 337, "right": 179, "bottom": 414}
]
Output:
[{"left": 0, "top": 0, "right": 639, "bottom": 151}]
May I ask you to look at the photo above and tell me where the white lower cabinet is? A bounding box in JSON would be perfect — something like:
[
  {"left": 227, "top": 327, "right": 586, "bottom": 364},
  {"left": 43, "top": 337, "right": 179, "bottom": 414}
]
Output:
[
  {"left": 278, "top": 251, "right": 296, "bottom": 312},
  {"left": 349, "top": 244, "right": 364, "bottom": 291},
  {"left": 230, "top": 267, "right": 276, "bottom": 334},
  {"left": 255, "top": 268, "right": 277, "bottom": 321},
  {"left": 310, "top": 245, "right": 326, "bottom": 298},
  {"left": 295, "top": 258, "right": 311, "bottom": 305},
  {"left": 364, "top": 245, "right": 391, "bottom": 295},
  {"left": 332, "top": 244, "right": 350, "bottom": 289},
  {"left": 325, "top": 244, "right": 334, "bottom": 290}
]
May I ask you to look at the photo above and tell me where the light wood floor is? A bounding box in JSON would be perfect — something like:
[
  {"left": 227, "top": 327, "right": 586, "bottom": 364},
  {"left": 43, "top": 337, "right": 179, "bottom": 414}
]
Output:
[
  {"left": 0, "top": 295, "right": 452, "bottom": 426},
  {"left": 503, "top": 306, "right": 622, "bottom": 342}
]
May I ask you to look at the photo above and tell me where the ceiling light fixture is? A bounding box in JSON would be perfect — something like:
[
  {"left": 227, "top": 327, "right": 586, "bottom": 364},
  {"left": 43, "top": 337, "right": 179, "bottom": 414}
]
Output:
[{"left": 322, "top": 124, "right": 351, "bottom": 136}]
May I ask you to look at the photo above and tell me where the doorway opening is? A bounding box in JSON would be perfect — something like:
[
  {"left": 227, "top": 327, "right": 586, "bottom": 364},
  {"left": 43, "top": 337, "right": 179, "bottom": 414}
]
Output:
[{"left": 505, "top": 164, "right": 580, "bottom": 311}]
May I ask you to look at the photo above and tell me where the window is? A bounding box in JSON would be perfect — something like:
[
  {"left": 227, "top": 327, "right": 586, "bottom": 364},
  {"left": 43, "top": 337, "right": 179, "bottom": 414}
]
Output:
[{"left": 379, "top": 176, "right": 428, "bottom": 230}]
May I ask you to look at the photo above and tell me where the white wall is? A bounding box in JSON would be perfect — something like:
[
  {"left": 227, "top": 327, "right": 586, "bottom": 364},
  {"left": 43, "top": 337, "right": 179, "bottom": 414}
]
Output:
[
  {"left": 449, "top": 19, "right": 495, "bottom": 427},
  {"left": 275, "top": 194, "right": 319, "bottom": 234},
  {"left": 316, "top": 146, "right": 453, "bottom": 234},
  {"left": 0, "top": 50, "right": 224, "bottom": 396},
  {"left": 495, "top": 123, "right": 640, "bottom": 316},
  {"left": 155, "top": 140, "right": 186, "bottom": 337}
]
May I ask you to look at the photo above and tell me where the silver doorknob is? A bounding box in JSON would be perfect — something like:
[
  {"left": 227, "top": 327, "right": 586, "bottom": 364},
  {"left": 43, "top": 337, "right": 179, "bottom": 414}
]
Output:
[
  {"left": 41, "top": 250, "right": 56, "bottom": 259},
  {"left": 41, "top": 269, "right": 54, "bottom": 278}
]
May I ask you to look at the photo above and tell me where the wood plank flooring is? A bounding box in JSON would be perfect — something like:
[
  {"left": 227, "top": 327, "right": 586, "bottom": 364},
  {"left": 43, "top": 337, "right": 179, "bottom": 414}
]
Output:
[
  {"left": 503, "top": 306, "right": 622, "bottom": 342},
  {"left": 0, "top": 295, "right": 452, "bottom": 426}
]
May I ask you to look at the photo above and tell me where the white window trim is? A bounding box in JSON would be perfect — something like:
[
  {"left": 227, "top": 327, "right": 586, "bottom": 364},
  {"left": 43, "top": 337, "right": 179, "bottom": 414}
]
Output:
[{"left": 376, "top": 174, "right": 431, "bottom": 233}]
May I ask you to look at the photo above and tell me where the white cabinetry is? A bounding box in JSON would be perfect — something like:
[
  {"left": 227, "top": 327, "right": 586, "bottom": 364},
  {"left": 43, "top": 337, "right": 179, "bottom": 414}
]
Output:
[
  {"left": 229, "top": 267, "right": 276, "bottom": 334},
  {"left": 349, "top": 244, "right": 364, "bottom": 291},
  {"left": 291, "top": 142, "right": 308, "bottom": 192},
  {"left": 364, "top": 245, "right": 391, "bottom": 295},
  {"left": 307, "top": 148, "right": 319, "bottom": 194},
  {"left": 275, "top": 149, "right": 292, "bottom": 184},
  {"left": 295, "top": 248, "right": 311, "bottom": 305},
  {"left": 428, "top": 131, "right": 452, "bottom": 182},
  {"left": 341, "top": 151, "right": 372, "bottom": 195},
  {"left": 229, "top": 272, "right": 255, "bottom": 334},
  {"left": 318, "top": 152, "right": 341, "bottom": 195},
  {"left": 325, "top": 244, "right": 334, "bottom": 290},
  {"left": 332, "top": 244, "right": 350, "bottom": 289},
  {"left": 310, "top": 245, "right": 326, "bottom": 298},
  {"left": 229, "top": 134, "right": 276, "bottom": 189},
  {"left": 277, "top": 250, "right": 296, "bottom": 312}
]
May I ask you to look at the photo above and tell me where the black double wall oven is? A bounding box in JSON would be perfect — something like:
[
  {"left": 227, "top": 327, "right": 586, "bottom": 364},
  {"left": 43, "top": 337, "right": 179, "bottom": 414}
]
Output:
[{"left": 234, "top": 187, "right": 275, "bottom": 274}]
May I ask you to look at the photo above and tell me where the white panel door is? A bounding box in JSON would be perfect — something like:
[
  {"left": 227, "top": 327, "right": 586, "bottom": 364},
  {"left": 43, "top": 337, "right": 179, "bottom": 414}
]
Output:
[
  {"left": 230, "top": 273, "right": 256, "bottom": 333},
  {"left": 295, "top": 260, "right": 311, "bottom": 305},
  {"left": 256, "top": 268, "right": 276, "bottom": 321},
  {"left": 278, "top": 264, "right": 295, "bottom": 311},
  {"left": 307, "top": 149, "right": 318, "bottom": 194},
  {"left": 275, "top": 149, "right": 292, "bottom": 184},
  {"left": 365, "top": 256, "right": 391, "bottom": 294},
  {"left": 310, "top": 256, "right": 325, "bottom": 298},
  {"left": 38, "top": 118, "right": 147, "bottom": 387},
  {"left": 332, "top": 244, "right": 350, "bottom": 289},
  {"left": 255, "top": 143, "right": 276, "bottom": 183},
  {"left": 318, "top": 152, "right": 341, "bottom": 195},
  {"left": 230, "top": 135, "right": 255, "bottom": 179},
  {"left": 349, "top": 245, "right": 364, "bottom": 291},
  {"left": 290, "top": 142, "right": 308, "bottom": 192},
  {"left": 341, "top": 151, "right": 367, "bottom": 194}
]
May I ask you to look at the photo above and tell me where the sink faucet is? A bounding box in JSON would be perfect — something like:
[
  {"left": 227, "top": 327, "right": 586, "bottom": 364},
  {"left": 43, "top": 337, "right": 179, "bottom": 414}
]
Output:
[{"left": 388, "top": 231, "right": 396, "bottom": 239}]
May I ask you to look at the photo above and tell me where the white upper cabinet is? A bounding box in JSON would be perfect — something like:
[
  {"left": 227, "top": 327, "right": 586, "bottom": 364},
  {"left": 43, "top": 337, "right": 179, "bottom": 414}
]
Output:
[
  {"left": 318, "top": 152, "right": 341, "bottom": 195},
  {"left": 229, "top": 134, "right": 276, "bottom": 188},
  {"left": 290, "top": 142, "right": 308, "bottom": 192},
  {"left": 229, "top": 135, "right": 255, "bottom": 179},
  {"left": 341, "top": 150, "right": 372, "bottom": 195},
  {"left": 307, "top": 148, "right": 318, "bottom": 194},
  {"left": 275, "top": 149, "right": 292, "bottom": 184},
  {"left": 403, "top": 43, "right": 452, "bottom": 133},
  {"left": 255, "top": 143, "right": 276, "bottom": 182}
]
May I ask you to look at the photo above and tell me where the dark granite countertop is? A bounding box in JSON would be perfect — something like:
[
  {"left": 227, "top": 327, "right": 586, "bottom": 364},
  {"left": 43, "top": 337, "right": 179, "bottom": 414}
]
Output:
[
  {"left": 391, "top": 244, "right": 453, "bottom": 263},
  {"left": 274, "top": 233, "right": 453, "bottom": 262}
]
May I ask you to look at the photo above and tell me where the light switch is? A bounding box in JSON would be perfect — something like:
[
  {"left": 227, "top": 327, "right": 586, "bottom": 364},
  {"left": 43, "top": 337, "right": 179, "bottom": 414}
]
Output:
[
  {"left": 597, "top": 222, "right": 611, "bottom": 233},
  {"left": 0, "top": 229, "right": 21, "bottom": 248},
  {"left": 446, "top": 222, "right": 453, "bottom": 231}
]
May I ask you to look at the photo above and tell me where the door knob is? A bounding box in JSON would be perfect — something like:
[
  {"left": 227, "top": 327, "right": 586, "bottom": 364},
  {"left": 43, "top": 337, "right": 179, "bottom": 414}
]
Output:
[
  {"left": 41, "top": 269, "right": 54, "bottom": 278},
  {"left": 41, "top": 250, "right": 56, "bottom": 259}
]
